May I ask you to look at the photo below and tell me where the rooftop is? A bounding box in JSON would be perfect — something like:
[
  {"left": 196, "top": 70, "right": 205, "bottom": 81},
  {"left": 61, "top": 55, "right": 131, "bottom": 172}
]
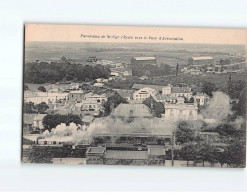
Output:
[
  {"left": 87, "top": 146, "right": 106, "bottom": 154},
  {"left": 190, "top": 56, "right": 213, "bottom": 60},
  {"left": 132, "top": 57, "right": 156, "bottom": 61},
  {"left": 132, "top": 84, "right": 163, "bottom": 92},
  {"left": 104, "top": 150, "right": 148, "bottom": 160},
  {"left": 111, "top": 103, "right": 152, "bottom": 118}
]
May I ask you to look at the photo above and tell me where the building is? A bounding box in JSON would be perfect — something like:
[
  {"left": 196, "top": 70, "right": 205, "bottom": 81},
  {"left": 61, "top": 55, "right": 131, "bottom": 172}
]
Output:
[
  {"left": 76, "top": 99, "right": 101, "bottom": 112},
  {"left": 23, "top": 114, "right": 36, "bottom": 132},
  {"left": 86, "top": 146, "right": 166, "bottom": 166},
  {"left": 164, "top": 97, "right": 198, "bottom": 120},
  {"left": 133, "top": 87, "right": 157, "bottom": 100},
  {"left": 188, "top": 56, "right": 214, "bottom": 66},
  {"left": 162, "top": 85, "right": 192, "bottom": 99},
  {"left": 193, "top": 93, "right": 210, "bottom": 106},
  {"left": 93, "top": 83, "right": 104, "bottom": 88},
  {"left": 111, "top": 103, "right": 153, "bottom": 121},
  {"left": 84, "top": 92, "right": 107, "bottom": 104},
  {"left": 68, "top": 90, "right": 84, "bottom": 101},
  {"left": 33, "top": 114, "right": 47, "bottom": 130},
  {"left": 132, "top": 84, "right": 164, "bottom": 95},
  {"left": 86, "top": 146, "right": 106, "bottom": 165},
  {"left": 24, "top": 92, "right": 69, "bottom": 104},
  {"left": 114, "top": 89, "right": 133, "bottom": 101},
  {"left": 131, "top": 57, "right": 157, "bottom": 76},
  {"left": 131, "top": 57, "right": 156, "bottom": 66}
]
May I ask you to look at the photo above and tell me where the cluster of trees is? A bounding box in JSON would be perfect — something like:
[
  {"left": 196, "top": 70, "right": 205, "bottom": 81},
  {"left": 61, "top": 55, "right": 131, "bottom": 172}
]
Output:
[
  {"left": 23, "top": 102, "right": 49, "bottom": 114},
  {"left": 24, "top": 61, "right": 111, "bottom": 84},
  {"left": 143, "top": 96, "right": 165, "bottom": 118},
  {"left": 103, "top": 93, "right": 128, "bottom": 116},
  {"left": 42, "top": 114, "right": 82, "bottom": 131},
  {"left": 177, "top": 140, "right": 246, "bottom": 167},
  {"left": 174, "top": 121, "right": 246, "bottom": 167}
]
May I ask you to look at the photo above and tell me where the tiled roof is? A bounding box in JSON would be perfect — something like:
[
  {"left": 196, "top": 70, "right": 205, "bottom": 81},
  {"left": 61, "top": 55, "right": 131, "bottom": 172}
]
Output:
[{"left": 111, "top": 103, "right": 152, "bottom": 118}]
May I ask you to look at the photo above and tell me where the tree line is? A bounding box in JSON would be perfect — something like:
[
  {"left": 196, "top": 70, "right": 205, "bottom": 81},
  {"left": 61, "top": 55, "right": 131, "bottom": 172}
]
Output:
[{"left": 24, "top": 61, "right": 111, "bottom": 84}]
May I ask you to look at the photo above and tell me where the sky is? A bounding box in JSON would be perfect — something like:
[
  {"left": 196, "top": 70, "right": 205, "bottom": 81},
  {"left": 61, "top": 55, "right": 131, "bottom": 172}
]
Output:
[{"left": 25, "top": 24, "right": 247, "bottom": 45}]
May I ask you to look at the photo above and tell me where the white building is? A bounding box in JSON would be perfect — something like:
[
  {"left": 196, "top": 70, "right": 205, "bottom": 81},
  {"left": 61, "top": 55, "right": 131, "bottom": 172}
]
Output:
[
  {"left": 162, "top": 85, "right": 192, "bottom": 99},
  {"left": 133, "top": 87, "right": 157, "bottom": 101},
  {"left": 75, "top": 99, "right": 101, "bottom": 112},
  {"left": 24, "top": 92, "right": 69, "bottom": 104},
  {"left": 94, "top": 83, "right": 104, "bottom": 87},
  {"left": 164, "top": 97, "right": 198, "bottom": 120},
  {"left": 193, "top": 93, "right": 210, "bottom": 106},
  {"left": 33, "top": 114, "right": 47, "bottom": 129},
  {"left": 84, "top": 92, "right": 107, "bottom": 104}
]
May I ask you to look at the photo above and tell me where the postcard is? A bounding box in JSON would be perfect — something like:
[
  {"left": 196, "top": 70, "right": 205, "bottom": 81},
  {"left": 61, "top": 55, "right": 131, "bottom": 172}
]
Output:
[{"left": 22, "top": 24, "right": 246, "bottom": 167}]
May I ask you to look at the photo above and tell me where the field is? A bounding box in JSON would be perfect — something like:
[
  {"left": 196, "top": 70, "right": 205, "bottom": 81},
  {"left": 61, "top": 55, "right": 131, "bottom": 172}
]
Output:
[
  {"left": 106, "top": 72, "right": 247, "bottom": 91},
  {"left": 25, "top": 42, "right": 246, "bottom": 67}
]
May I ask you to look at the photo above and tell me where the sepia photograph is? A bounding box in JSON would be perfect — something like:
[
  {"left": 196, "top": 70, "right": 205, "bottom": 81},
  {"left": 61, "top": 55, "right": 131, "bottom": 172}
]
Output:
[{"left": 22, "top": 24, "right": 246, "bottom": 168}]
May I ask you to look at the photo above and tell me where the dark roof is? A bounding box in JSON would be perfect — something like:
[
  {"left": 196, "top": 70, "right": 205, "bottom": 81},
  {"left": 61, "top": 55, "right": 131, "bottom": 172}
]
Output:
[
  {"left": 87, "top": 147, "right": 105, "bottom": 154},
  {"left": 23, "top": 114, "right": 36, "bottom": 125}
]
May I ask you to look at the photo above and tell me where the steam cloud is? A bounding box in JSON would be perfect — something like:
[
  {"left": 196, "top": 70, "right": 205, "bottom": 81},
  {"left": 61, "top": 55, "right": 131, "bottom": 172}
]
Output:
[{"left": 40, "top": 91, "right": 244, "bottom": 144}]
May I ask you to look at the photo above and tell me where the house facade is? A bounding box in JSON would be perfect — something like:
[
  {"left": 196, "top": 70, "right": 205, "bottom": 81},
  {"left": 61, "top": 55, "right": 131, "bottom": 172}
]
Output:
[
  {"left": 133, "top": 87, "right": 157, "bottom": 100},
  {"left": 164, "top": 97, "right": 198, "bottom": 120}
]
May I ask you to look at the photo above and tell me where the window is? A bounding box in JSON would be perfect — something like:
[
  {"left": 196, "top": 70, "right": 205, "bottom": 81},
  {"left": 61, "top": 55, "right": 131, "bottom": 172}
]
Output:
[
  {"left": 44, "top": 141, "right": 47, "bottom": 145},
  {"left": 53, "top": 141, "right": 56, "bottom": 145}
]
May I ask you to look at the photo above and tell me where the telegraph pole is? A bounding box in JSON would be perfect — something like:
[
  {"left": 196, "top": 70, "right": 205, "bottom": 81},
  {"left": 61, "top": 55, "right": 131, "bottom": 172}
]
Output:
[{"left": 171, "top": 130, "right": 175, "bottom": 166}]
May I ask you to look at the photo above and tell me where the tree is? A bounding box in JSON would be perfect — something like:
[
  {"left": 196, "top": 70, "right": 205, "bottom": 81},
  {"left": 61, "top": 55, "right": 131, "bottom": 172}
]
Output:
[
  {"left": 196, "top": 142, "right": 217, "bottom": 167},
  {"left": 24, "top": 84, "right": 29, "bottom": 91},
  {"left": 225, "top": 140, "right": 246, "bottom": 167},
  {"left": 42, "top": 114, "right": 82, "bottom": 131},
  {"left": 227, "top": 80, "right": 246, "bottom": 99},
  {"left": 103, "top": 93, "right": 128, "bottom": 116},
  {"left": 38, "top": 86, "right": 46, "bottom": 92},
  {"left": 143, "top": 96, "right": 165, "bottom": 118},
  {"left": 175, "top": 127, "right": 195, "bottom": 145},
  {"left": 179, "top": 143, "right": 197, "bottom": 166},
  {"left": 23, "top": 102, "right": 36, "bottom": 113},
  {"left": 202, "top": 81, "right": 216, "bottom": 97},
  {"left": 27, "top": 145, "right": 52, "bottom": 163},
  {"left": 36, "top": 102, "right": 49, "bottom": 114}
]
